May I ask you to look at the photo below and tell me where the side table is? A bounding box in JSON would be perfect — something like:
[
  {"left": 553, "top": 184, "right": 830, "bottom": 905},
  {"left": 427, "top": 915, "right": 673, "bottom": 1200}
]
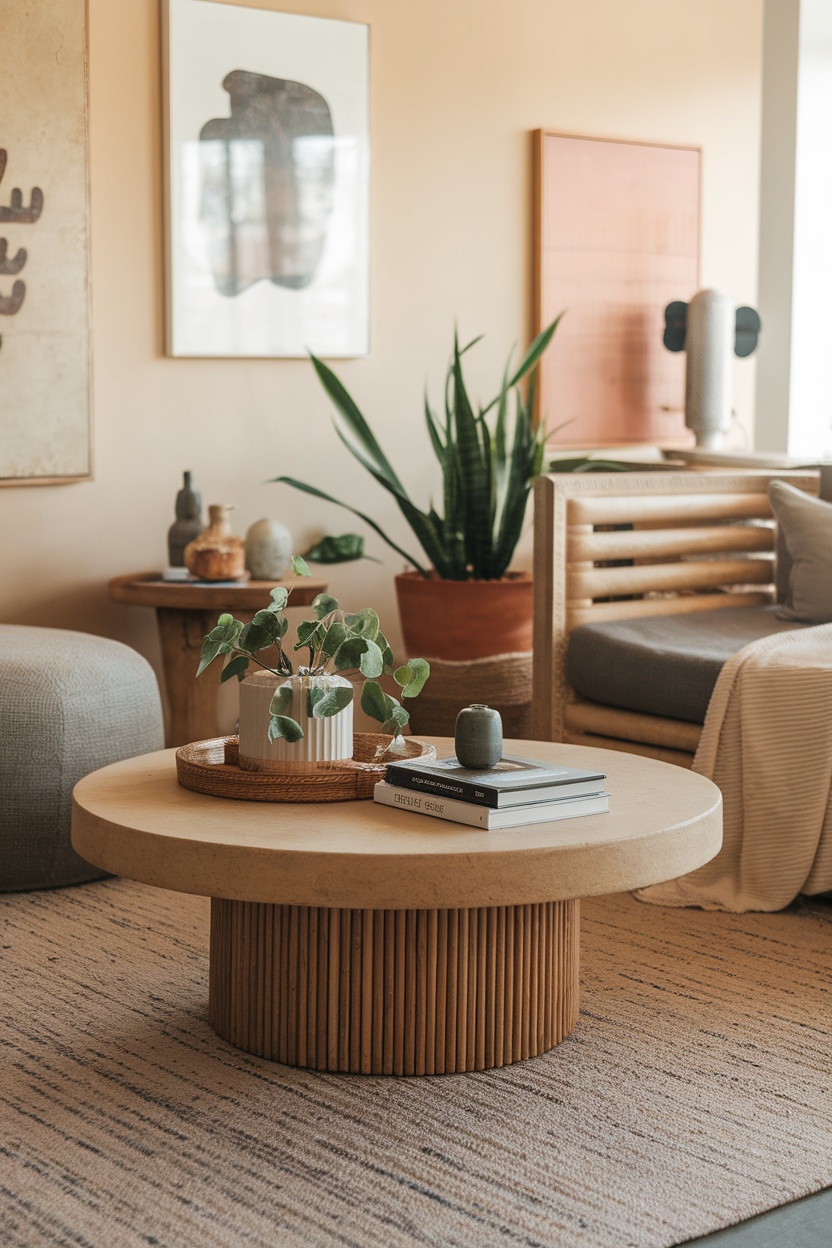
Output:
[{"left": 109, "top": 572, "right": 328, "bottom": 747}]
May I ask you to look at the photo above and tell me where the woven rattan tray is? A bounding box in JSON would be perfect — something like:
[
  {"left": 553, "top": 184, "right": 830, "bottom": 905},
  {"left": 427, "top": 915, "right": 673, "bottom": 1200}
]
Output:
[{"left": 175, "top": 733, "right": 436, "bottom": 803}]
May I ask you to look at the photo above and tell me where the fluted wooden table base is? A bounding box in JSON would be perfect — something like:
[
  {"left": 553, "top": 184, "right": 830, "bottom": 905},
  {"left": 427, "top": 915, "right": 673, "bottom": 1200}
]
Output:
[{"left": 209, "top": 898, "right": 580, "bottom": 1074}]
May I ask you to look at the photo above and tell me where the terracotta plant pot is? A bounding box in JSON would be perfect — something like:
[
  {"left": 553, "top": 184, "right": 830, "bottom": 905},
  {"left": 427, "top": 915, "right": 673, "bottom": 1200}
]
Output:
[{"left": 394, "top": 570, "right": 533, "bottom": 661}]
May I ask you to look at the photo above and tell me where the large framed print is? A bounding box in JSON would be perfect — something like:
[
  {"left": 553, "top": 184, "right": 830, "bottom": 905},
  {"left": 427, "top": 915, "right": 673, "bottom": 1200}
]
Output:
[
  {"left": 1, "top": 0, "right": 91, "bottom": 486},
  {"left": 163, "top": 0, "right": 369, "bottom": 358}
]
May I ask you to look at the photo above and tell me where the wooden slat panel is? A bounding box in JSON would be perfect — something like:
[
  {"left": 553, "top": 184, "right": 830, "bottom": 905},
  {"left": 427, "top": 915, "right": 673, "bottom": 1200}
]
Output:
[
  {"left": 570, "top": 524, "right": 774, "bottom": 562},
  {"left": 361, "top": 909, "right": 373, "bottom": 1075},
  {"left": 485, "top": 907, "right": 497, "bottom": 1071},
  {"left": 383, "top": 910, "right": 395, "bottom": 1075},
  {"left": 327, "top": 908, "right": 340, "bottom": 1071},
  {"left": 567, "top": 491, "right": 772, "bottom": 526},
  {"left": 445, "top": 909, "right": 458, "bottom": 1074},
  {"left": 306, "top": 907, "right": 318, "bottom": 1069},
  {"left": 457, "top": 908, "right": 469, "bottom": 1073},
  {"left": 372, "top": 908, "right": 384, "bottom": 1073},
  {"left": 435, "top": 909, "right": 448, "bottom": 1076},
  {"left": 394, "top": 910, "right": 406, "bottom": 1076},
  {"left": 563, "top": 728, "right": 694, "bottom": 766},
  {"left": 349, "top": 909, "right": 362, "bottom": 1073},
  {"left": 565, "top": 701, "right": 703, "bottom": 751},
  {"left": 425, "top": 909, "right": 438, "bottom": 1077},
  {"left": 495, "top": 907, "right": 506, "bottom": 1068},
  {"left": 566, "top": 590, "right": 771, "bottom": 629},
  {"left": 569, "top": 556, "right": 773, "bottom": 600}
]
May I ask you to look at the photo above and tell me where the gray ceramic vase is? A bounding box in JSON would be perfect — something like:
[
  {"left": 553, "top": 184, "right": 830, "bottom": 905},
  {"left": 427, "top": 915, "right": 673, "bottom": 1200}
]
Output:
[
  {"left": 167, "top": 471, "right": 203, "bottom": 567},
  {"left": 454, "top": 704, "right": 503, "bottom": 769}
]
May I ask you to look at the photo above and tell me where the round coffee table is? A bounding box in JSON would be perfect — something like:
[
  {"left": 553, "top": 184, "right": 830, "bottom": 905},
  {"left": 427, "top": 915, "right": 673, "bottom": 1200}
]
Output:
[{"left": 71, "top": 739, "right": 721, "bottom": 1076}]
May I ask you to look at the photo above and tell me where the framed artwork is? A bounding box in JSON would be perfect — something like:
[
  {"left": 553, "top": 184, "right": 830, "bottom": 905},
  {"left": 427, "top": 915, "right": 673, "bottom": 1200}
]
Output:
[
  {"left": 163, "top": 0, "right": 370, "bottom": 358},
  {"left": 0, "top": 0, "right": 91, "bottom": 486},
  {"left": 533, "top": 130, "right": 700, "bottom": 447}
]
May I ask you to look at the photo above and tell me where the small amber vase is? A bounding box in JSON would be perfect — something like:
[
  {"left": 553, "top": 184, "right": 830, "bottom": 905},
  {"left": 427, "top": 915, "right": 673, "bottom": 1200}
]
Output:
[{"left": 184, "top": 504, "right": 246, "bottom": 581}]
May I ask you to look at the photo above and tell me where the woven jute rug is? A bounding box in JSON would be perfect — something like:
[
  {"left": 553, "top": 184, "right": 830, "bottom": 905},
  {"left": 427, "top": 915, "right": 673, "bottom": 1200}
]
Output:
[{"left": 2, "top": 879, "right": 831, "bottom": 1248}]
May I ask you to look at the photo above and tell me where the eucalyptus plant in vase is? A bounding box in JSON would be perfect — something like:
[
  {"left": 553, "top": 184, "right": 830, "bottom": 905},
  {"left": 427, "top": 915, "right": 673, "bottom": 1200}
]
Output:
[{"left": 196, "top": 557, "right": 430, "bottom": 771}]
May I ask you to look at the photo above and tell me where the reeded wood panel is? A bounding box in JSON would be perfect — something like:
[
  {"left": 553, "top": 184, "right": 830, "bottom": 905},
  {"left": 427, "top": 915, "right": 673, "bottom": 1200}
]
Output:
[{"left": 209, "top": 899, "right": 580, "bottom": 1074}]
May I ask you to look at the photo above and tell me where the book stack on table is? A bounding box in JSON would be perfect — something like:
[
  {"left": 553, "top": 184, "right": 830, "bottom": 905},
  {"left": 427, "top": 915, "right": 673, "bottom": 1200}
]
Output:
[{"left": 374, "top": 753, "right": 610, "bottom": 829}]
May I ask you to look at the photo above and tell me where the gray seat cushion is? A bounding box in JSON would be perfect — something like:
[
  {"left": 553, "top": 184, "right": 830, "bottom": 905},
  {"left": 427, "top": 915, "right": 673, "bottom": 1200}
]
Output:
[
  {"left": 565, "top": 605, "right": 807, "bottom": 724},
  {"left": 0, "top": 625, "right": 164, "bottom": 891}
]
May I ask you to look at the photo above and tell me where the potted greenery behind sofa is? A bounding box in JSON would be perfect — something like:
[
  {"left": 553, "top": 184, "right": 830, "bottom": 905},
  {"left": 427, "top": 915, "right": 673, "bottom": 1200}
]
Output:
[{"left": 274, "top": 320, "right": 561, "bottom": 663}]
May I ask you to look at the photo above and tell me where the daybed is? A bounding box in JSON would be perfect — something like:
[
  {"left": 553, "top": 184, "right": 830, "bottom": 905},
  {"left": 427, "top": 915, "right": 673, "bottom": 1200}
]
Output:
[{"left": 531, "top": 467, "right": 828, "bottom": 766}]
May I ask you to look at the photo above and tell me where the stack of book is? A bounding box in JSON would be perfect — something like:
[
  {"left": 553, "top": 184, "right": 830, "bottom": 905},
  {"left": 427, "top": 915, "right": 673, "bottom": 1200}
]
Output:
[{"left": 374, "top": 753, "right": 610, "bottom": 829}]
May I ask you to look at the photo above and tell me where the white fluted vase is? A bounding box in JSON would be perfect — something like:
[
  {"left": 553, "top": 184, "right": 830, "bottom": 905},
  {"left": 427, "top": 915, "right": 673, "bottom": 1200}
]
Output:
[{"left": 238, "top": 671, "right": 354, "bottom": 772}]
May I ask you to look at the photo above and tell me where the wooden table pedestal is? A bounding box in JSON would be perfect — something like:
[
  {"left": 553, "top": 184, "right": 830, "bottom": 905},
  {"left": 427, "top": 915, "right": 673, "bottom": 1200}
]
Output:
[{"left": 209, "top": 898, "right": 579, "bottom": 1075}]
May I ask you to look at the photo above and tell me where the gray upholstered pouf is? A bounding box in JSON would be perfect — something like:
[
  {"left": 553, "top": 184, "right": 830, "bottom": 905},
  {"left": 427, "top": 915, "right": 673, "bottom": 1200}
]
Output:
[{"left": 0, "top": 624, "right": 164, "bottom": 891}]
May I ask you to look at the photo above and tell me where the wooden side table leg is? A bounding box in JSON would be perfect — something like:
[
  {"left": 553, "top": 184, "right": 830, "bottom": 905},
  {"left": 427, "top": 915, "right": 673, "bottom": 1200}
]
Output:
[
  {"left": 209, "top": 899, "right": 580, "bottom": 1074},
  {"left": 156, "top": 607, "right": 222, "bottom": 747}
]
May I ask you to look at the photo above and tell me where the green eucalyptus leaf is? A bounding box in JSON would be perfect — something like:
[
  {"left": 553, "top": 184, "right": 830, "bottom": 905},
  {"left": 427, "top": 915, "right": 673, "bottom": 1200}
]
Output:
[
  {"left": 238, "top": 622, "right": 275, "bottom": 655},
  {"left": 269, "top": 685, "right": 294, "bottom": 717},
  {"left": 303, "top": 534, "right": 366, "bottom": 563},
  {"left": 293, "top": 619, "right": 323, "bottom": 652},
  {"left": 375, "top": 629, "right": 395, "bottom": 674},
  {"left": 217, "top": 613, "right": 234, "bottom": 627},
  {"left": 311, "top": 592, "right": 339, "bottom": 620},
  {"left": 344, "top": 608, "right": 379, "bottom": 640},
  {"left": 333, "top": 636, "right": 368, "bottom": 671},
  {"left": 380, "top": 705, "right": 410, "bottom": 735},
  {"left": 291, "top": 555, "right": 310, "bottom": 577},
  {"left": 269, "top": 587, "right": 289, "bottom": 611},
  {"left": 308, "top": 685, "right": 354, "bottom": 718},
  {"left": 359, "top": 638, "right": 384, "bottom": 679},
  {"left": 220, "top": 654, "right": 249, "bottom": 684},
  {"left": 393, "top": 658, "right": 430, "bottom": 697},
  {"left": 319, "top": 621, "right": 347, "bottom": 659},
  {"left": 251, "top": 609, "right": 282, "bottom": 638},
  {"left": 267, "top": 714, "right": 304, "bottom": 742},
  {"left": 360, "top": 680, "right": 389, "bottom": 722}
]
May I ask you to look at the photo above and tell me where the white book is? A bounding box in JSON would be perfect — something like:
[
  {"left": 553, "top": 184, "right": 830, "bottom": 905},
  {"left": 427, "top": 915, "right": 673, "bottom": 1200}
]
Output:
[{"left": 373, "top": 781, "right": 610, "bottom": 830}]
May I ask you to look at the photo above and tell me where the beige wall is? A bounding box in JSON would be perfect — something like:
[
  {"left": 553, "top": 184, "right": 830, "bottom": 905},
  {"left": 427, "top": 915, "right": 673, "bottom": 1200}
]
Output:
[{"left": 1, "top": 0, "right": 763, "bottom": 722}]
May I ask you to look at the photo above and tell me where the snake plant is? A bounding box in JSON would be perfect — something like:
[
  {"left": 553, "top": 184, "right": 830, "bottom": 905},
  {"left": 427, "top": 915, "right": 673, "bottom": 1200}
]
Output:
[
  {"left": 196, "top": 557, "right": 429, "bottom": 742},
  {"left": 273, "top": 317, "right": 562, "bottom": 581}
]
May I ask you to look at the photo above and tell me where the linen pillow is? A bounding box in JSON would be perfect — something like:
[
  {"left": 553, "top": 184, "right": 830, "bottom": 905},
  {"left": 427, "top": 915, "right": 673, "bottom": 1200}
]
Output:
[{"left": 768, "top": 480, "right": 832, "bottom": 622}]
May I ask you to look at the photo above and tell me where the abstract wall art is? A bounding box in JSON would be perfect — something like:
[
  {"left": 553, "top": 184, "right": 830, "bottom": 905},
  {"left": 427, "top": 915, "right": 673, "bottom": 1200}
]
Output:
[
  {"left": 163, "top": 0, "right": 370, "bottom": 357},
  {"left": 533, "top": 130, "right": 700, "bottom": 447},
  {"left": 1, "top": 0, "right": 91, "bottom": 485}
]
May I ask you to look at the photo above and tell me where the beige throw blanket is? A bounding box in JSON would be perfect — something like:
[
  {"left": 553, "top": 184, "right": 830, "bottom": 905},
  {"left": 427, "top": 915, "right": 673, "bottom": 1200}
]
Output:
[{"left": 637, "top": 623, "right": 832, "bottom": 911}]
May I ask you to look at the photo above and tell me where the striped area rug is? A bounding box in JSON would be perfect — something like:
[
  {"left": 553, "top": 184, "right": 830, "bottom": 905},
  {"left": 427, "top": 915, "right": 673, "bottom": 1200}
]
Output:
[{"left": 2, "top": 879, "right": 831, "bottom": 1248}]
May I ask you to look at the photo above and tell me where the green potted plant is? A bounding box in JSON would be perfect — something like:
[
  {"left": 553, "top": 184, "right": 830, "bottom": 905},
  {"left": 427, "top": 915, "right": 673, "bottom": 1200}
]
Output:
[
  {"left": 273, "top": 319, "right": 562, "bottom": 660},
  {"left": 196, "top": 557, "right": 430, "bottom": 771}
]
